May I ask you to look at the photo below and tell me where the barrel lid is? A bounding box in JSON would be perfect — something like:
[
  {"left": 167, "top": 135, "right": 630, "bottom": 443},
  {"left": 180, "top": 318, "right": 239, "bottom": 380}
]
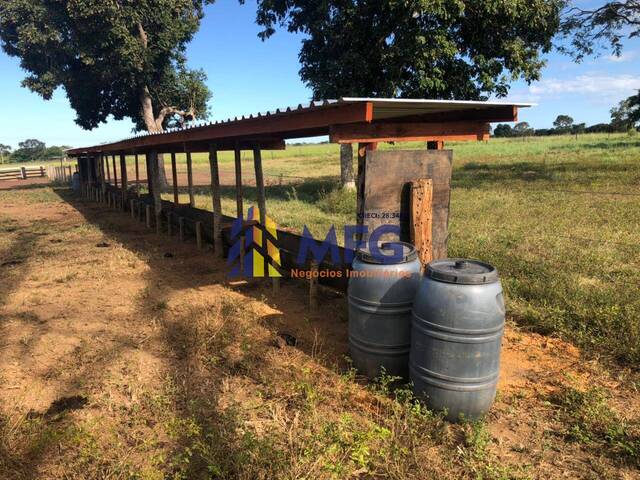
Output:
[
  {"left": 357, "top": 242, "right": 418, "bottom": 264},
  {"left": 426, "top": 258, "right": 499, "bottom": 285}
]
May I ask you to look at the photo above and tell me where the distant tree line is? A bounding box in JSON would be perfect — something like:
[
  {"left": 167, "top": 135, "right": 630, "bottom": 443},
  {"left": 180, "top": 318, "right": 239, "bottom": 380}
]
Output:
[
  {"left": 0, "top": 139, "right": 69, "bottom": 164},
  {"left": 495, "top": 90, "right": 640, "bottom": 138}
]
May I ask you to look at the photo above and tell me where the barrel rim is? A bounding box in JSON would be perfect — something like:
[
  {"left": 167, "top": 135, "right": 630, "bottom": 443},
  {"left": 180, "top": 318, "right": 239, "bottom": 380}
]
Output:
[{"left": 426, "top": 258, "right": 499, "bottom": 285}]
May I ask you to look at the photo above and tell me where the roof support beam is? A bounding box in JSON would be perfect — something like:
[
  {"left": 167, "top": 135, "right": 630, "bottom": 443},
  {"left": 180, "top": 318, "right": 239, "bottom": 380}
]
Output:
[{"left": 329, "top": 121, "right": 490, "bottom": 144}]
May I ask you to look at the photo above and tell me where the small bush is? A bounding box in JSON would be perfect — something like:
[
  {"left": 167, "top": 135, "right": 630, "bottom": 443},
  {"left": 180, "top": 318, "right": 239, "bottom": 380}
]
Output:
[{"left": 317, "top": 187, "right": 356, "bottom": 215}]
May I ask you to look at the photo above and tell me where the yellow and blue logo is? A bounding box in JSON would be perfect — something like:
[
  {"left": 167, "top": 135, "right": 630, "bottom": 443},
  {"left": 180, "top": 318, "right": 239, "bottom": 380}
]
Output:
[{"left": 228, "top": 206, "right": 282, "bottom": 278}]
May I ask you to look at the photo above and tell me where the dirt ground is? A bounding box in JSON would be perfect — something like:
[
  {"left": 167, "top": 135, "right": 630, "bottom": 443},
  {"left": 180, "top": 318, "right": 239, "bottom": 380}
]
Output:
[{"left": 0, "top": 183, "right": 638, "bottom": 479}]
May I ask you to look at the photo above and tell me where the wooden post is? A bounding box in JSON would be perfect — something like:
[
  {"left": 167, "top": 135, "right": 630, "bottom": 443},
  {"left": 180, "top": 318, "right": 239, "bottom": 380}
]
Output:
[
  {"left": 208, "top": 144, "right": 224, "bottom": 257},
  {"left": 99, "top": 153, "right": 107, "bottom": 194},
  {"left": 145, "top": 153, "right": 153, "bottom": 198},
  {"left": 149, "top": 150, "right": 163, "bottom": 234},
  {"left": 134, "top": 153, "right": 140, "bottom": 197},
  {"left": 111, "top": 155, "right": 118, "bottom": 187},
  {"left": 130, "top": 199, "right": 136, "bottom": 219},
  {"left": 120, "top": 153, "right": 128, "bottom": 211},
  {"left": 309, "top": 260, "right": 318, "bottom": 310},
  {"left": 410, "top": 179, "right": 433, "bottom": 267},
  {"left": 186, "top": 150, "right": 195, "bottom": 207},
  {"left": 145, "top": 205, "right": 152, "bottom": 229},
  {"left": 137, "top": 201, "right": 143, "bottom": 221},
  {"left": 195, "top": 221, "right": 203, "bottom": 250},
  {"left": 179, "top": 217, "right": 185, "bottom": 242},
  {"left": 356, "top": 142, "right": 377, "bottom": 243},
  {"left": 171, "top": 150, "right": 179, "bottom": 204},
  {"left": 105, "top": 154, "right": 111, "bottom": 184},
  {"left": 234, "top": 145, "right": 245, "bottom": 271},
  {"left": 167, "top": 212, "right": 173, "bottom": 236},
  {"left": 253, "top": 145, "right": 277, "bottom": 286}
]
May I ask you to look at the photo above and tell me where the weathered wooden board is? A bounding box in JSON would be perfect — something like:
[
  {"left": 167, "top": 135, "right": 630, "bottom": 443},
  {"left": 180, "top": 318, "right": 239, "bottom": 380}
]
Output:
[
  {"left": 362, "top": 149, "right": 452, "bottom": 260},
  {"left": 410, "top": 179, "right": 433, "bottom": 266}
]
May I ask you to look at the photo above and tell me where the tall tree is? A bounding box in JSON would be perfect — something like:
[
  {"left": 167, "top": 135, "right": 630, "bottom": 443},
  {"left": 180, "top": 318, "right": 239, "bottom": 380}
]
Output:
[
  {"left": 553, "top": 114, "right": 574, "bottom": 133},
  {"left": 610, "top": 91, "right": 640, "bottom": 130},
  {"left": 560, "top": 0, "right": 640, "bottom": 60},
  {"left": 0, "top": 0, "right": 213, "bottom": 184},
  {"left": 252, "top": 0, "right": 562, "bottom": 186}
]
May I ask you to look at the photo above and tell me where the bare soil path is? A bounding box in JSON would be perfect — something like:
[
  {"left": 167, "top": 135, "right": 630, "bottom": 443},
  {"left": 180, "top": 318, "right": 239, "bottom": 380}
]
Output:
[{"left": 0, "top": 185, "right": 638, "bottom": 479}]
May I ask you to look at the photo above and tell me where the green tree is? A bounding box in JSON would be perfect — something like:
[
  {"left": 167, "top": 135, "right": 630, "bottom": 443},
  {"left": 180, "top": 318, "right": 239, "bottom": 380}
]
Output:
[
  {"left": 610, "top": 91, "right": 640, "bottom": 131},
  {"left": 513, "top": 122, "right": 534, "bottom": 138},
  {"left": 560, "top": 1, "right": 640, "bottom": 60},
  {"left": 253, "top": 0, "right": 562, "bottom": 100},
  {"left": 252, "top": 0, "right": 561, "bottom": 186},
  {"left": 0, "top": 0, "right": 213, "bottom": 183},
  {"left": 553, "top": 114, "right": 574, "bottom": 133},
  {"left": 493, "top": 124, "right": 513, "bottom": 138},
  {"left": 10, "top": 139, "right": 46, "bottom": 163}
]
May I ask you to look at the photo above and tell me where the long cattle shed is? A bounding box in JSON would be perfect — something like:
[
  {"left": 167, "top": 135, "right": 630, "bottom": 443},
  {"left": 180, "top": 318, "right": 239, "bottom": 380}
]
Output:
[{"left": 67, "top": 98, "right": 529, "bottom": 290}]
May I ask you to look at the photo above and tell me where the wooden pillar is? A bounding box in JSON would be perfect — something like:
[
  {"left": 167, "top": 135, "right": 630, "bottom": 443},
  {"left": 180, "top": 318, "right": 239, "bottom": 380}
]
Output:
[
  {"left": 149, "top": 150, "right": 163, "bottom": 234},
  {"left": 195, "top": 221, "right": 203, "bottom": 250},
  {"left": 119, "top": 153, "right": 128, "bottom": 211},
  {"left": 234, "top": 146, "right": 244, "bottom": 218},
  {"left": 234, "top": 145, "right": 245, "bottom": 271},
  {"left": 170, "top": 150, "right": 179, "bottom": 204},
  {"left": 145, "top": 153, "right": 153, "bottom": 197},
  {"left": 186, "top": 150, "right": 195, "bottom": 207},
  {"left": 253, "top": 145, "right": 274, "bottom": 283},
  {"left": 208, "top": 144, "right": 224, "bottom": 257},
  {"left": 134, "top": 153, "right": 140, "bottom": 197},
  {"left": 111, "top": 155, "right": 118, "bottom": 188},
  {"left": 105, "top": 154, "right": 111, "bottom": 184},
  {"left": 99, "top": 153, "right": 107, "bottom": 194},
  {"left": 356, "top": 143, "right": 377, "bottom": 244}
]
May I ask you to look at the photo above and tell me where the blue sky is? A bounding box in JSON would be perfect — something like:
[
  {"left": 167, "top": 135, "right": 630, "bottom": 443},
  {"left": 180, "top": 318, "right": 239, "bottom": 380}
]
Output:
[{"left": 0, "top": 0, "right": 639, "bottom": 149}]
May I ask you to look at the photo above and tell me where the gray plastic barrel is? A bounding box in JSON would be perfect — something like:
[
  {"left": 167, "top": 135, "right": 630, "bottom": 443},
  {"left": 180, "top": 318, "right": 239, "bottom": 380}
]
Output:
[
  {"left": 71, "top": 172, "right": 81, "bottom": 193},
  {"left": 410, "top": 259, "right": 505, "bottom": 421},
  {"left": 348, "top": 242, "right": 421, "bottom": 379}
]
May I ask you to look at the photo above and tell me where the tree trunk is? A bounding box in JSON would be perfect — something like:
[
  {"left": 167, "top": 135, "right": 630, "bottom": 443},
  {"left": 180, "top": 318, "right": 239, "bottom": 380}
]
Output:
[
  {"left": 339, "top": 143, "right": 355, "bottom": 189},
  {"left": 140, "top": 86, "right": 169, "bottom": 189}
]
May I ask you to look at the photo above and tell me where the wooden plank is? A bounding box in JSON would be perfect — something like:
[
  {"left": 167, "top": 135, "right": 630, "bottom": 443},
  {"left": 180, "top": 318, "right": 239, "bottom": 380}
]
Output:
[
  {"left": 99, "top": 153, "right": 106, "bottom": 193},
  {"left": 105, "top": 154, "right": 111, "bottom": 183},
  {"left": 362, "top": 149, "right": 452, "bottom": 260},
  {"left": 208, "top": 144, "right": 224, "bottom": 257},
  {"left": 186, "top": 151, "right": 195, "bottom": 207},
  {"left": 355, "top": 143, "right": 377, "bottom": 244},
  {"left": 170, "top": 151, "right": 179, "bottom": 204},
  {"left": 330, "top": 121, "right": 490, "bottom": 144},
  {"left": 410, "top": 179, "right": 433, "bottom": 266}
]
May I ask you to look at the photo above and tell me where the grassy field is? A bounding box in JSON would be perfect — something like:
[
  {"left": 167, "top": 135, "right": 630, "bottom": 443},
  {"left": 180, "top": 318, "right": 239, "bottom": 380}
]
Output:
[
  {"left": 1, "top": 181, "right": 639, "bottom": 479},
  {"left": 174, "top": 133, "right": 640, "bottom": 366}
]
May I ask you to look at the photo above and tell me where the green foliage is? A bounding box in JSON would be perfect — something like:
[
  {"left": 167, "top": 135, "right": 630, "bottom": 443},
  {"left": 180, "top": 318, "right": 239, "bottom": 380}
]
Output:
[
  {"left": 317, "top": 187, "right": 356, "bottom": 215},
  {"left": 6, "top": 139, "right": 68, "bottom": 162},
  {"left": 0, "top": 0, "right": 213, "bottom": 132},
  {"left": 610, "top": 90, "right": 640, "bottom": 131},
  {"left": 493, "top": 124, "right": 513, "bottom": 138},
  {"left": 253, "top": 0, "right": 562, "bottom": 99}
]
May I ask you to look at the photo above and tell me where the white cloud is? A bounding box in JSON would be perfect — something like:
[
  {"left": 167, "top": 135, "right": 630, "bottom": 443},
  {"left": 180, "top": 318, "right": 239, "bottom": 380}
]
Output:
[
  {"left": 607, "top": 51, "right": 638, "bottom": 62},
  {"left": 527, "top": 74, "right": 640, "bottom": 103}
]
